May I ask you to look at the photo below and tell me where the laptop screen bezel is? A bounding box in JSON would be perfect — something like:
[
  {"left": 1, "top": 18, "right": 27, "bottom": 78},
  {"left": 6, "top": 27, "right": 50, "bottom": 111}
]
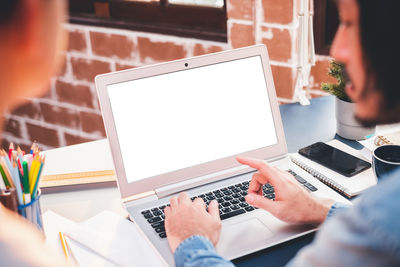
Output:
[{"left": 95, "top": 45, "right": 288, "bottom": 199}]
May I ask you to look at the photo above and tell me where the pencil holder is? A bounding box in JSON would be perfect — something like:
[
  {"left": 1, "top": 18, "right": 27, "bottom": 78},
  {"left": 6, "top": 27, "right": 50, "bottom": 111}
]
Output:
[{"left": 18, "top": 190, "right": 43, "bottom": 232}]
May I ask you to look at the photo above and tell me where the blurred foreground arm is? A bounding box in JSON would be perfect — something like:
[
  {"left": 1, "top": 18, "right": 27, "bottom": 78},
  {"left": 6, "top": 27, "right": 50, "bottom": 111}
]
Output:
[
  {"left": 288, "top": 170, "right": 400, "bottom": 266},
  {"left": 0, "top": 205, "right": 72, "bottom": 267}
]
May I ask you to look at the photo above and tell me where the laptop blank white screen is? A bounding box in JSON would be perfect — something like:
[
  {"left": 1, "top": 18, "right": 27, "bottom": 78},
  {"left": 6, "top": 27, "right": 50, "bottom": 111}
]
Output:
[{"left": 107, "top": 56, "right": 278, "bottom": 183}]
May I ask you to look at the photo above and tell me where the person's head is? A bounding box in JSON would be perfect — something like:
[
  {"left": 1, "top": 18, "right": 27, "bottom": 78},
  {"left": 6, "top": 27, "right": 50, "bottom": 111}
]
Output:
[
  {"left": 0, "top": 0, "right": 67, "bottom": 112},
  {"left": 331, "top": 0, "right": 400, "bottom": 126}
]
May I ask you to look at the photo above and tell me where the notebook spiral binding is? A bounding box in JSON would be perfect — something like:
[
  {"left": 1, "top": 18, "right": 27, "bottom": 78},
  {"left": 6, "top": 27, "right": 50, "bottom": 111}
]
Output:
[{"left": 290, "top": 156, "right": 351, "bottom": 198}]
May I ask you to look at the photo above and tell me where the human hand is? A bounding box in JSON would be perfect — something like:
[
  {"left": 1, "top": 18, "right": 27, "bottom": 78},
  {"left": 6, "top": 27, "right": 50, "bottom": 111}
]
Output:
[
  {"left": 164, "top": 192, "right": 222, "bottom": 253},
  {"left": 237, "top": 156, "right": 334, "bottom": 224}
]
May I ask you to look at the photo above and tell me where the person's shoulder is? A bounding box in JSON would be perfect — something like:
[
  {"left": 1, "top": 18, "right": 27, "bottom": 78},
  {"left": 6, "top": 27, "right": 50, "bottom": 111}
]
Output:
[
  {"left": 355, "top": 168, "right": 400, "bottom": 234},
  {"left": 362, "top": 168, "right": 400, "bottom": 205}
]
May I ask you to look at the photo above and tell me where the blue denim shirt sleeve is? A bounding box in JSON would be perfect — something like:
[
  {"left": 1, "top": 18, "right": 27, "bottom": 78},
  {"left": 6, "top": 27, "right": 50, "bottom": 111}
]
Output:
[
  {"left": 174, "top": 235, "right": 234, "bottom": 267},
  {"left": 287, "top": 169, "right": 400, "bottom": 266},
  {"left": 326, "top": 201, "right": 350, "bottom": 218}
]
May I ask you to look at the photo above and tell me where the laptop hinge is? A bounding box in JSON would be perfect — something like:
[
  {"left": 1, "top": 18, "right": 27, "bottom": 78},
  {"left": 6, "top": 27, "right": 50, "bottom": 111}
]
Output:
[
  {"left": 266, "top": 154, "right": 287, "bottom": 163},
  {"left": 155, "top": 165, "right": 253, "bottom": 199},
  {"left": 122, "top": 190, "right": 157, "bottom": 205}
]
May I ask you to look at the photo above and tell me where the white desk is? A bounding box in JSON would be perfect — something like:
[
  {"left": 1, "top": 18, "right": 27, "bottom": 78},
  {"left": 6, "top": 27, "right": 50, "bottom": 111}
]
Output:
[
  {"left": 39, "top": 138, "right": 126, "bottom": 222},
  {"left": 41, "top": 187, "right": 127, "bottom": 222}
]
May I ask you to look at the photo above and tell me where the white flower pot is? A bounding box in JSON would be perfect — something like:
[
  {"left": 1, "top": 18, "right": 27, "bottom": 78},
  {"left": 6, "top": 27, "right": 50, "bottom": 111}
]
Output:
[{"left": 335, "top": 97, "right": 375, "bottom": 140}]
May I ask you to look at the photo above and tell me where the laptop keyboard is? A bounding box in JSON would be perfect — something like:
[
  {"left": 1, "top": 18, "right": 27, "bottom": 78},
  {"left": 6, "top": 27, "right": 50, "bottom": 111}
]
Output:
[{"left": 141, "top": 169, "right": 317, "bottom": 239}]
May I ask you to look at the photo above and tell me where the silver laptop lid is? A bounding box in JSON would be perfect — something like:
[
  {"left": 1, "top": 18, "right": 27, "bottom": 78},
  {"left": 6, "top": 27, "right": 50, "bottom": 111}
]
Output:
[{"left": 96, "top": 45, "right": 287, "bottom": 199}]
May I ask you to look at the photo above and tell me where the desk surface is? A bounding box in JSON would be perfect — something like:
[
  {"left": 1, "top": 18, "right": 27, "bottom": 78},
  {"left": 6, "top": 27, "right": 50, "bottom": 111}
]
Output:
[{"left": 41, "top": 95, "right": 349, "bottom": 266}]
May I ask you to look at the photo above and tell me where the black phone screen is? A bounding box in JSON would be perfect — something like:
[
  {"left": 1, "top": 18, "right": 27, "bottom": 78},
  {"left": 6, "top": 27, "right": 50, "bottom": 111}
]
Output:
[{"left": 298, "top": 142, "right": 371, "bottom": 177}]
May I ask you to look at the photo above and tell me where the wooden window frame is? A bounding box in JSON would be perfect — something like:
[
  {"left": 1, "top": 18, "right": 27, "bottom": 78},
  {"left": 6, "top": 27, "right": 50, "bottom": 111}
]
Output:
[
  {"left": 69, "top": 0, "right": 227, "bottom": 42},
  {"left": 313, "top": 0, "right": 339, "bottom": 55}
]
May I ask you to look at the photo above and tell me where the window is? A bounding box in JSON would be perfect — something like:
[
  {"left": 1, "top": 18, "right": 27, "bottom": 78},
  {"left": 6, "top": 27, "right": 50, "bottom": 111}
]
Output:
[
  {"left": 69, "top": 0, "right": 227, "bottom": 42},
  {"left": 313, "top": 0, "right": 339, "bottom": 55}
]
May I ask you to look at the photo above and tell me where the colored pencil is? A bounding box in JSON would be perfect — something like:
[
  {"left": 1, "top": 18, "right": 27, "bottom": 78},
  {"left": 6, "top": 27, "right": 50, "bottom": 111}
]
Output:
[
  {"left": 29, "top": 156, "right": 40, "bottom": 193},
  {"left": 11, "top": 156, "right": 23, "bottom": 205},
  {"left": 22, "top": 161, "right": 30, "bottom": 204},
  {"left": 0, "top": 169, "right": 6, "bottom": 190},
  {"left": 0, "top": 162, "right": 11, "bottom": 188},
  {"left": 0, "top": 142, "right": 45, "bottom": 204},
  {"left": 1, "top": 158, "right": 15, "bottom": 188},
  {"left": 8, "top": 142, "right": 14, "bottom": 160},
  {"left": 17, "top": 146, "right": 23, "bottom": 166},
  {"left": 31, "top": 156, "right": 44, "bottom": 199},
  {"left": 59, "top": 232, "right": 70, "bottom": 261}
]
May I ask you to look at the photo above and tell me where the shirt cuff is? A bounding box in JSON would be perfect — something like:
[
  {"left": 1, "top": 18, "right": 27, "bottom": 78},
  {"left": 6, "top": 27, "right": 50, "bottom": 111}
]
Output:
[
  {"left": 174, "top": 235, "right": 217, "bottom": 266},
  {"left": 327, "top": 202, "right": 350, "bottom": 219}
]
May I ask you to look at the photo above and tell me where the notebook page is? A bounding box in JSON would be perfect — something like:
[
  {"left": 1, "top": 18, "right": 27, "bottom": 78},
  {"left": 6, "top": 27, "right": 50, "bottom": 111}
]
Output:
[
  {"left": 41, "top": 139, "right": 114, "bottom": 176},
  {"left": 291, "top": 139, "right": 377, "bottom": 196},
  {"left": 42, "top": 211, "right": 80, "bottom": 258},
  {"left": 67, "top": 211, "right": 166, "bottom": 267}
]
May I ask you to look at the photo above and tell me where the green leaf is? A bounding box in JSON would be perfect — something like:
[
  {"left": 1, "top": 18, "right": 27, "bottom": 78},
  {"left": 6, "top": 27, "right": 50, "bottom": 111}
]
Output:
[{"left": 320, "top": 60, "right": 352, "bottom": 102}]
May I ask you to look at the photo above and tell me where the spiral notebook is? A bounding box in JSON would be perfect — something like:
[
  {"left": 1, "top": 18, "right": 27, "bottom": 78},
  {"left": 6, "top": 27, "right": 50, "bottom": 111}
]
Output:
[{"left": 290, "top": 140, "right": 377, "bottom": 198}]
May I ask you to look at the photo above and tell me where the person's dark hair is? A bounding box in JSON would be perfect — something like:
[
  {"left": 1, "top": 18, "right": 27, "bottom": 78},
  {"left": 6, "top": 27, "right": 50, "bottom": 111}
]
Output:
[
  {"left": 0, "top": 0, "right": 20, "bottom": 25},
  {"left": 357, "top": 0, "right": 400, "bottom": 125}
]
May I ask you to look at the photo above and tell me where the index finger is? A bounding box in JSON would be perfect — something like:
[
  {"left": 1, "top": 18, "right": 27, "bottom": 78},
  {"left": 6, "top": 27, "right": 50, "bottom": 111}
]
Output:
[
  {"left": 248, "top": 173, "right": 265, "bottom": 195},
  {"left": 237, "top": 156, "right": 283, "bottom": 187},
  {"left": 237, "top": 156, "right": 268, "bottom": 170}
]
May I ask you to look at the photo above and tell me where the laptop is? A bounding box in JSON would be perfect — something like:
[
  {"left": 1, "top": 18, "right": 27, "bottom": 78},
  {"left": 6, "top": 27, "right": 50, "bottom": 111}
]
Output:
[{"left": 95, "top": 45, "right": 350, "bottom": 266}]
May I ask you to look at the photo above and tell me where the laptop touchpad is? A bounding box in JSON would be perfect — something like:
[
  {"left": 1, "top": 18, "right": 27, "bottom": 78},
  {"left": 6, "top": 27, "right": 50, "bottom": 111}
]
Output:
[{"left": 216, "top": 218, "right": 274, "bottom": 259}]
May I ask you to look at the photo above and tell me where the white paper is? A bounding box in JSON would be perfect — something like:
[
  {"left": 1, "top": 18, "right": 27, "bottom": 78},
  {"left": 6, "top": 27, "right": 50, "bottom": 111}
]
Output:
[
  {"left": 41, "top": 139, "right": 115, "bottom": 176},
  {"left": 42, "top": 210, "right": 80, "bottom": 258},
  {"left": 68, "top": 211, "right": 165, "bottom": 267},
  {"left": 43, "top": 210, "right": 166, "bottom": 267}
]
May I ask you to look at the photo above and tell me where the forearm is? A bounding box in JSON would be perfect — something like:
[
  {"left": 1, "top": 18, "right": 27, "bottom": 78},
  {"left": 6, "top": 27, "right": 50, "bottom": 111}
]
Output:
[{"left": 174, "top": 236, "right": 234, "bottom": 267}]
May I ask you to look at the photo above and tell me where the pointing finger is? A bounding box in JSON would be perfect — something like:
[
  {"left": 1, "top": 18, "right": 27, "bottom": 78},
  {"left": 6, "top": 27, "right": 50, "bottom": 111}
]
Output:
[
  {"left": 237, "top": 156, "right": 268, "bottom": 170},
  {"left": 248, "top": 172, "right": 265, "bottom": 195},
  {"left": 237, "top": 156, "right": 283, "bottom": 187}
]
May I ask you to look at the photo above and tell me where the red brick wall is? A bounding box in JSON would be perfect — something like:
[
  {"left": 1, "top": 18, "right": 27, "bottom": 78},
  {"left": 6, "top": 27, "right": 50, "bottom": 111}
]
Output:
[{"left": 2, "top": 0, "right": 334, "bottom": 150}]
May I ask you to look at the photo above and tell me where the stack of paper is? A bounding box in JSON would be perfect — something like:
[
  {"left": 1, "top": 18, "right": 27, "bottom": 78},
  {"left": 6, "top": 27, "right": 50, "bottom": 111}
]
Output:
[
  {"left": 43, "top": 211, "right": 80, "bottom": 256},
  {"left": 40, "top": 139, "right": 116, "bottom": 188},
  {"left": 43, "top": 210, "right": 166, "bottom": 267}
]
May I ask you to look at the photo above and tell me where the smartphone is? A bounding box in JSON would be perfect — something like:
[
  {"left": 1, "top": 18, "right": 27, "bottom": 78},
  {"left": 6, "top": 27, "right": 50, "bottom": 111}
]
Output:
[{"left": 298, "top": 142, "right": 371, "bottom": 177}]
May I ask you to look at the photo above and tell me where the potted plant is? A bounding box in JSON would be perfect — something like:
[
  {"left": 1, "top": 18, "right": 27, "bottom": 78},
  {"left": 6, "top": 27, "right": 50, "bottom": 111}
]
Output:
[{"left": 322, "top": 60, "right": 375, "bottom": 140}]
